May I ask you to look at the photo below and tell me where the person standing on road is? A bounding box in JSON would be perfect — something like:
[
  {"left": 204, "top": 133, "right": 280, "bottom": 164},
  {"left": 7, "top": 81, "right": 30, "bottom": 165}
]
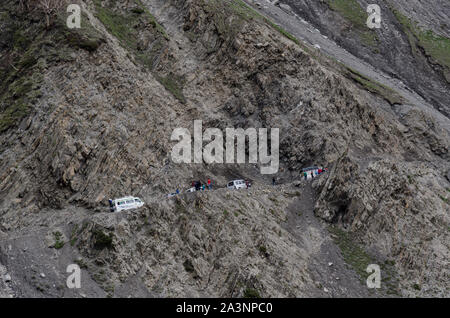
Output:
[
  {"left": 272, "top": 177, "right": 276, "bottom": 186},
  {"left": 208, "top": 179, "right": 212, "bottom": 190},
  {"left": 304, "top": 171, "right": 307, "bottom": 180}
]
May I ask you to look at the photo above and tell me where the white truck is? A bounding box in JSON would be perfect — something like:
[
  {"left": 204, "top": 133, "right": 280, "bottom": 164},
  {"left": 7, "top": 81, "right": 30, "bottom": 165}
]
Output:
[{"left": 109, "top": 196, "right": 144, "bottom": 212}]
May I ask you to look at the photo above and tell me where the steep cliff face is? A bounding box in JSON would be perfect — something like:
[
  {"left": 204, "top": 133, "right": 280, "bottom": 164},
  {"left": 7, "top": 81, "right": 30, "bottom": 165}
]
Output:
[{"left": 0, "top": 0, "right": 449, "bottom": 297}]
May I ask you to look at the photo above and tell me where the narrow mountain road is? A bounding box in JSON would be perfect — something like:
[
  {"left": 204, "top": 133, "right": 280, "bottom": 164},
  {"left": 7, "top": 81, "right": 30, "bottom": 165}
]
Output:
[{"left": 243, "top": 0, "right": 450, "bottom": 133}]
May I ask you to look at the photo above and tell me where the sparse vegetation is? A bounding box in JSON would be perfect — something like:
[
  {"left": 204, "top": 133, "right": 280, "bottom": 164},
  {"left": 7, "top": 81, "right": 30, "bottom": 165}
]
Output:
[
  {"left": 53, "top": 231, "right": 64, "bottom": 249},
  {"left": 70, "top": 224, "right": 79, "bottom": 246},
  {"left": 0, "top": 1, "right": 104, "bottom": 132},
  {"left": 197, "top": 0, "right": 314, "bottom": 59},
  {"left": 393, "top": 9, "right": 450, "bottom": 70},
  {"left": 74, "top": 258, "right": 88, "bottom": 269},
  {"left": 258, "top": 245, "right": 267, "bottom": 255},
  {"left": 330, "top": 226, "right": 399, "bottom": 295},
  {"left": 93, "top": 229, "right": 113, "bottom": 249},
  {"left": 92, "top": 0, "right": 187, "bottom": 102},
  {"left": 104, "top": 283, "right": 115, "bottom": 297},
  {"left": 345, "top": 66, "right": 404, "bottom": 105},
  {"left": 203, "top": 0, "right": 244, "bottom": 39},
  {"left": 231, "top": 0, "right": 314, "bottom": 54},
  {"left": 243, "top": 287, "right": 261, "bottom": 298},
  {"left": 94, "top": 0, "right": 167, "bottom": 42},
  {"left": 175, "top": 199, "right": 188, "bottom": 214},
  {"left": 155, "top": 74, "right": 186, "bottom": 104},
  {"left": 325, "top": 0, "right": 378, "bottom": 48},
  {"left": 64, "top": 11, "right": 105, "bottom": 52},
  {"left": 30, "top": 0, "right": 66, "bottom": 28},
  {"left": 328, "top": 226, "right": 374, "bottom": 282}
]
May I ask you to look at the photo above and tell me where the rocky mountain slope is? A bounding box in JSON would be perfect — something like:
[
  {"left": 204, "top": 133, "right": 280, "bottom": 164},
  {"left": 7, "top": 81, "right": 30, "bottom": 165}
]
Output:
[
  {"left": 0, "top": 0, "right": 449, "bottom": 297},
  {"left": 269, "top": 0, "right": 450, "bottom": 117}
]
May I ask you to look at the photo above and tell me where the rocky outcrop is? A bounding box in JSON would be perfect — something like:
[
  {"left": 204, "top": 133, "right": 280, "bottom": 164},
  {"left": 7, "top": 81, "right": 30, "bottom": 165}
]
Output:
[{"left": 314, "top": 158, "right": 449, "bottom": 296}]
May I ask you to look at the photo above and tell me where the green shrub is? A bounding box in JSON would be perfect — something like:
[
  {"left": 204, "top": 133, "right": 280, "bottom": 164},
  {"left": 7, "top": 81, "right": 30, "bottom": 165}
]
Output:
[
  {"left": 328, "top": 226, "right": 373, "bottom": 282},
  {"left": 345, "top": 67, "right": 403, "bottom": 105},
  {"left": 243, "top": 287, "right": 261, "bottom": 298},
  {"left": 258, "top": 245, "right": 267, "bottom": 255},
  {"left": 53, "top": 231, "right": 65, "bottom": 249},
  {"left": 93, "top": 229, "right": 113, "bottom": 249}
]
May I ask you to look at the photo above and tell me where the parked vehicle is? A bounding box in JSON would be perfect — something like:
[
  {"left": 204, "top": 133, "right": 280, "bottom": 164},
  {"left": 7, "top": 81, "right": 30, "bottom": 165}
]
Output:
[
  {"left": 109, "top": 196, "right": 144, "bottom": 212},
  {"left": 167, "top": 189, "right": 180, "bottom": 198},
  {"left": 185, "top": 187, "right": 196, "bottom": 193},
  {"left": 302, "top": 166, "right": 324, "bottom": 179},
  {"left": 227, "top": 179, "right": 247, "bottom": 190}
]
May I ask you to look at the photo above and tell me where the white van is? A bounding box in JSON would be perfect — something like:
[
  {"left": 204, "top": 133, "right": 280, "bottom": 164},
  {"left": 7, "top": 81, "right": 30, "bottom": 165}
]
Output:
[
  {"left": 185, "top": 187, "right": 196, "bottom": 193},
  {"left": 227, "top": 180, "right": 246, "bottom": 190},
  {"left": 109, "top": 196, "right": 144, "bottom": 212}
]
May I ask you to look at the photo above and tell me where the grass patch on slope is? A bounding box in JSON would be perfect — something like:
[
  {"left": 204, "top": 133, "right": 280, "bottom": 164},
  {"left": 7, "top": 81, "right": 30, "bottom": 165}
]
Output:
[
  {"left": 328, "top": 226, "right": 373, "bottom": 282},
  {"left": 325, "top": 0, "right": 378, "bottom": 48},
  {"left": 231, "top": 0, "right": 299, "bottom": 43},
  {"left": 329, "top": 225, "right": 400, "bottom": 295},
  {"left": 243, "top": 287, "right": 261, "bottom": 298},
  {"left": 94, "top": 0, "right": 168, "bottom": 41},
  {"left": 53, "top": 231, "right": 65, "bottom": 249},
  {"left": 327, "top": 0, "right": 367, "bottom": 28},
  {"left": 344, "top": 67, "right": 404, "bottom": 105},
  {"left": 0, "top": 2, "right": 104, "bottom": 132},
  {"left": 215, "top": 0, "right": 314, "bottom": 55},
  {"left": 93, "top": 0, "right": 187, "bottom": 103},
  {"left": 393, "top": 9, "right": 450, "bottom": 72}
]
